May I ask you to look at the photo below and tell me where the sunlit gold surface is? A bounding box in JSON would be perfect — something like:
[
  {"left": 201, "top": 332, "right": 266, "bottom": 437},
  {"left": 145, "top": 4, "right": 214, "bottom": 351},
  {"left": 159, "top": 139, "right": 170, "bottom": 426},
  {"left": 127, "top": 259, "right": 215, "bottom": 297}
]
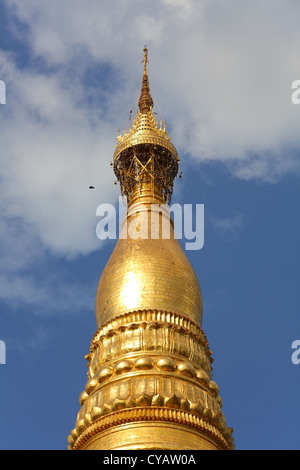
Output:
[
  {"left": 77, "top": 421, "right": 223, "bottom": 450},
  {"left": 68, "top": 48, "right": 234, "bottom": 450},
  {"left": 95, "top": 187, "right": 203, "bottom": 328}
]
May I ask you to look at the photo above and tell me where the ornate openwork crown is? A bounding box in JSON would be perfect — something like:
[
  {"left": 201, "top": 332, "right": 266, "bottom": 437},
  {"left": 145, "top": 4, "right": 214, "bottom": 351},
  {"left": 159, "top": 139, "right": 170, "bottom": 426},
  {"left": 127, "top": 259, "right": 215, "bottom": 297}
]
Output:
[{"left": 113, "top": 47, "right": 179, "bottom": 205}]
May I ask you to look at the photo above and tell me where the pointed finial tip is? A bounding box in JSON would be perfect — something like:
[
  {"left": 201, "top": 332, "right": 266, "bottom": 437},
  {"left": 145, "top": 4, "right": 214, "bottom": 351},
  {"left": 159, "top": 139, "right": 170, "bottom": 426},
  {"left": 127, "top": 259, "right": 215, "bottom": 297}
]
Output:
[
  {"left": 138, "top": 46, "right": 153, "bottom": 113},
  {"left": 143, "top": 46, "right": 148, "bottom": 75}
]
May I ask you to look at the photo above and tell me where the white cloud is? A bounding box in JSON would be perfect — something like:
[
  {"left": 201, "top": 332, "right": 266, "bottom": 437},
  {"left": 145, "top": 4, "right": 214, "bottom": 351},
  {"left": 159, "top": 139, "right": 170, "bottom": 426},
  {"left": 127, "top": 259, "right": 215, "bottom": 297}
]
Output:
[
  {"left": 4, "top": 1, "right": 300, "bottom": 168},
  {"left": 0, "top": 44, "right": 115, "bottom": 315},
  {"left": 0, "top": 50, "right": 118, "bottom": 258}
]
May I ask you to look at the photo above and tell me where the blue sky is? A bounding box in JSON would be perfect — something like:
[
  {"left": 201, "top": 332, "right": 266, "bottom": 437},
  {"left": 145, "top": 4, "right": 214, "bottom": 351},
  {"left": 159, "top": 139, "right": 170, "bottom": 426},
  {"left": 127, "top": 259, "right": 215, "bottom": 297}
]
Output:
[{"left": 0, "top": 0, "right": 299, "bottom": 450}]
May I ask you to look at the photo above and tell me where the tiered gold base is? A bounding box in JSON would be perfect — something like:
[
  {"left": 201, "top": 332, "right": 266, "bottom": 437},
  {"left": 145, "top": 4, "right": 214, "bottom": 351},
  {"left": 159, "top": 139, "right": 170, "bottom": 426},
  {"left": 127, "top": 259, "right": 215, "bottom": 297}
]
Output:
[{"left": 68, "top": 310, "right": 234, "bottom": 450}]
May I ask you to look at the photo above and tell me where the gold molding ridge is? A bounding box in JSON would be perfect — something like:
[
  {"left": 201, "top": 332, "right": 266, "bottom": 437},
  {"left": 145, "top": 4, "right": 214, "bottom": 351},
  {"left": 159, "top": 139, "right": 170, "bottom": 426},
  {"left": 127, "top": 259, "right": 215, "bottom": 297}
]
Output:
[
  {"left": 69, "top": 407, "right": 234, "bottom": 451},
  {"left": 91, "top": 309, "right": 208, "bottom": 350}
]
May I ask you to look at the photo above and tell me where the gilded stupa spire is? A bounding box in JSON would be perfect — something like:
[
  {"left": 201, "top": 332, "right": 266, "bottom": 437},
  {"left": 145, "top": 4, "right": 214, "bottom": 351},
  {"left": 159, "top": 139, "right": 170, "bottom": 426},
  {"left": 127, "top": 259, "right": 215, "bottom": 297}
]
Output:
[{"left": 68, "top": 48, "right": 234, "bottom": 451}]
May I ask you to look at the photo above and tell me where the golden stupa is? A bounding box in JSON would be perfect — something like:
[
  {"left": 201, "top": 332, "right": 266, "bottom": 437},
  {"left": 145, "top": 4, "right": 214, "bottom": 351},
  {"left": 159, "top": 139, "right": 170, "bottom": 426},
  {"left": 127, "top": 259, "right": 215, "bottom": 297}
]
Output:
[{"left": 68, "top": 48, "right": 234, "bottom": 451}]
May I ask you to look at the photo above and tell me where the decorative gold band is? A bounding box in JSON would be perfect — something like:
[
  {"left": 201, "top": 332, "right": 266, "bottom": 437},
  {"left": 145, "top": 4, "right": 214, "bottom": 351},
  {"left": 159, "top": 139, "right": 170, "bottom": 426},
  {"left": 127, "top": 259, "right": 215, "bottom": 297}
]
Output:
[
  {"left": 82, "top": 355, "right": 218, "bottom": 405},
  {"left": 70, "top": 407, "right": 233, "bottom": 451},
  {"left": 90, "top": 309, "right": 210, "bottom": 351}
]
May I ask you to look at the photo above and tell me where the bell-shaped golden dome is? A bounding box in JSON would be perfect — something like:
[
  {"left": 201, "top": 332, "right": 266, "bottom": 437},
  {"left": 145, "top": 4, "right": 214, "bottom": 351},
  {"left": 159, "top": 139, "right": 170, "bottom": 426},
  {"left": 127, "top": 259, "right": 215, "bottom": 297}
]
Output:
[{"left": 95, "top": 186, "right": 203, "bottom": 328}]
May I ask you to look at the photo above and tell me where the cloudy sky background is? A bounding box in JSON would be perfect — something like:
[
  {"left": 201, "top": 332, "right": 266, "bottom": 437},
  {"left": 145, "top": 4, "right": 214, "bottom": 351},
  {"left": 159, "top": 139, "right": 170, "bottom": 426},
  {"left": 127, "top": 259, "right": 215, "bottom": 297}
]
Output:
[{"left": 0, "top": 0, "right": 299, "bottom": 449}]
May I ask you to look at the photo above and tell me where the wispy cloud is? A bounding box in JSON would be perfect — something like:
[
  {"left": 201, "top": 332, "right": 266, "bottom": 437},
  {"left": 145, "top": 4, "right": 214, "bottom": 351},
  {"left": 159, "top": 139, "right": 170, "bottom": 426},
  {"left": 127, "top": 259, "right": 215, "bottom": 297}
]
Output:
[
  {"left": 209, "top": 213, "right": 246, "bottom": 242},
  {"left": 0, "top": 271, "right": 95, "bottom": 316},
  {"left": 0, "top": 216, "right": 94, "bottom": 316}
]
